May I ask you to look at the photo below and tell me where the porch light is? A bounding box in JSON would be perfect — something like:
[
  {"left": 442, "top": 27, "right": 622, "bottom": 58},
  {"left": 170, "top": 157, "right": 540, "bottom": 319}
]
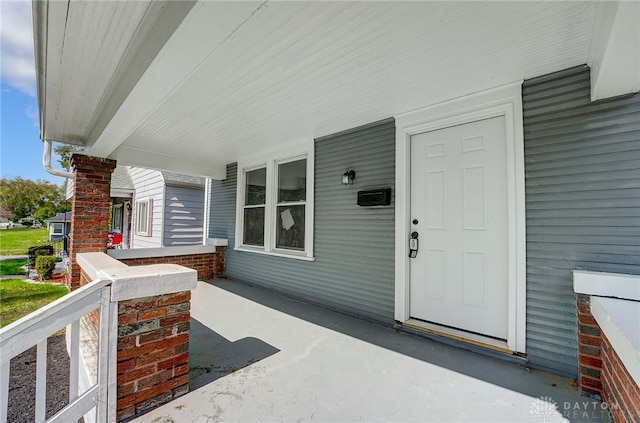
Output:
[{"left": 342, "top": 169, "right": 356, "bottom": 185}]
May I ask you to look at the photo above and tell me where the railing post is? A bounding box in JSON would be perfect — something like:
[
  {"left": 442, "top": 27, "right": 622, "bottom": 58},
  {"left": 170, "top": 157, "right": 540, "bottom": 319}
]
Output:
[
  {"left": 0, "top": 362, "right": 8, "bottom": 423},
  {"left": 97, "top": 287, "right": 115, "bottom": 422},
  {"left": 69, "top": 320, "right": 80, "bottom": 402},
  {"left": 35, "top": 339, "right": 47, "bottom": 423}
]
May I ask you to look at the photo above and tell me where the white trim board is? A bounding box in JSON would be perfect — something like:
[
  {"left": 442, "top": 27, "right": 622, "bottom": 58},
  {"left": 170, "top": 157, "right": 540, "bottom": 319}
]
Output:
[
  {"left": 394, "top": 81, "right": 527, "bottom": 353},
  {"left": 573, "top": 270, "right": 640, "bottom": 301}
]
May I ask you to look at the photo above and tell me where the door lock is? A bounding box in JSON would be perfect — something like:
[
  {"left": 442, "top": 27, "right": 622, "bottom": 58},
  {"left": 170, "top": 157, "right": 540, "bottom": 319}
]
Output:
[{"left": 409, "top": 231, "right": 419, "bottom": 258}]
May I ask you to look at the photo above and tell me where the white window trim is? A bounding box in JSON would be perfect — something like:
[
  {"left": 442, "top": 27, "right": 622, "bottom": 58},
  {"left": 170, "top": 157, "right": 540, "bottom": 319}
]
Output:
[
  {"left": 135, "top": 198, "right": 153, "bottom": 237},
  {"left": 112, "top": 204, "right": 123, "bottom": 232},
  {"left": 394, "top": 81, "right": 526, "bottom": 354},
  {"left": 235, "top": 147, "right": 315, "bottom": 261}
]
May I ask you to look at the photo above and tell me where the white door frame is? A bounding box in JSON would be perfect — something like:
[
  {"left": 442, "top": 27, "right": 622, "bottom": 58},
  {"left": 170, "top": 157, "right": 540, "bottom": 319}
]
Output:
[{"left": 394, "top": 82, "right": 526, "bottom": 353}]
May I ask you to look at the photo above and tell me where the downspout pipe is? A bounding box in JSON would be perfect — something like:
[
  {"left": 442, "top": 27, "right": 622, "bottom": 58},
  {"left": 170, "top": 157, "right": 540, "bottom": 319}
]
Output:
[{"left": 43, "top": 140, "right": 75, "bottom": 179}]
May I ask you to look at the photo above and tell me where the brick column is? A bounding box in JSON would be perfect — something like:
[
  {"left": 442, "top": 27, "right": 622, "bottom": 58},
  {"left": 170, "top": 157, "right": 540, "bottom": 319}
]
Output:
[
  {"left": 576, "top": 293, "right": 603, "bottom": 397},
  {"left": 115, "top": 291, "right": 191, "bottom": 421},
  {"left": 68, "top": 154, "right": 116, "bottom": 290},
  {"left": 601, "top": 334, "right": 640, "bottom": 423}
]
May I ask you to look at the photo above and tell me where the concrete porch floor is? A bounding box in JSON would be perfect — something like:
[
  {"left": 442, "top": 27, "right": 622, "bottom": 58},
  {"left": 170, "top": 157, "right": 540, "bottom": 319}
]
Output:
[{"left": 134, "top": 280, "right": 611, "bottom": 422}]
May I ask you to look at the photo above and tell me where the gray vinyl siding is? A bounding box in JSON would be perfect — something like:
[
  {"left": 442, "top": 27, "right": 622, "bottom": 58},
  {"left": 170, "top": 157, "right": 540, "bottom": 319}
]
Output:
[
  {"left": 209, "top": 119, "right": 396, "bottom": 322},
  {"left": 523, "top": 65, "right": 640, "bottom": 377},
  {"left": 129, "top": 167, "right": 164, "bottom": 248},
  {"left": 163, "top": 185, "right": 205, "bottom": 246}
]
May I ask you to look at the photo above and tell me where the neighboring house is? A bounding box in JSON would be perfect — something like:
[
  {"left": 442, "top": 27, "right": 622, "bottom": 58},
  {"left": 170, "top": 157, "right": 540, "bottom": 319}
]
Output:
[
  {"left": 128, "top": 167, "right": 206, "bottom": 248},
  {"left": 32, "top": 0, "right": 639, "bottom": 384},
  {"left": 67, "top": 165, "right": 205, "bottom": 249},
  {"left": 45, "top": 212, "right": 71, "bottom": 241}
]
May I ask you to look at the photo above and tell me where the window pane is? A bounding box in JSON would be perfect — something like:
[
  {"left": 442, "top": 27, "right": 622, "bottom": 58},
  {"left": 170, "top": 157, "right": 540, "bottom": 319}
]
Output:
[
  {"left": 278, "top": 159, "right": 306, "bottom": 203},
  {"left": 113, "top": 207, "right": 122, "bottom": 230},
  {"left": 243, "top": 207, "right": 265, "bottom": 246},
  {"left": 245, "top": 168, "right": 266, "bottom": 206},
  {"left": 137, "top": 202, "right": 147, "bottom": 233},
  {"left": 276, "top": 205, "right": 305, "bottom": 250}
]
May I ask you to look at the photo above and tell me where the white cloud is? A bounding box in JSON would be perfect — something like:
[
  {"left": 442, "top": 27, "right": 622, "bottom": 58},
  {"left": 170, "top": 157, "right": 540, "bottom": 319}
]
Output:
[{"left": 1, "top": 0, "right": 36, "bottom": 96}]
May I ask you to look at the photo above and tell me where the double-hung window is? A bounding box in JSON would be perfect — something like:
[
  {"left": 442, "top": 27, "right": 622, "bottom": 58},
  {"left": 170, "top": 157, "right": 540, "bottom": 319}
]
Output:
[
  {"left": 135, "top": 198, "right": 152, "bottom": 236},
  {"left": 237, "top": 153, "right": 313, "bottom": 260},
  {"left": 275, "top": 159, "right": 306, "bottom": 251},
  {"left": 112, "top": 204, "right": 123, "bottom": 232},
  {"left": 243, "top": 167, "right": 267, "bottom": 246}
]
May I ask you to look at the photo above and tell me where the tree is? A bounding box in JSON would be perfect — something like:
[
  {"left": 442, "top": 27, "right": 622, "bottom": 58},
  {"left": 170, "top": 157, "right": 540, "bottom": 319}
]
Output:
[
  {"left": 53, "top": 144, "right": 84, "bottom": 170},
  {"left": 0, "top": 178, "right": 68, "bottom": 220},
  {"left": 34, "top": 206, "right": 57, "bottom": 223}
]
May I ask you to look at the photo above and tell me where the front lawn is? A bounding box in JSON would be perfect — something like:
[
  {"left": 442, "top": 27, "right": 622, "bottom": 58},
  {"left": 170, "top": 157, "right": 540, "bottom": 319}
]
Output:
[
  {"left": 0, "top": 279, "right": 68, "bottom": 327},
  {"left": 0, "top": 259, "right": 28, "bottom": 275},
  {"left": 0, "top": 227, "right": 50, "bottom": 255}
]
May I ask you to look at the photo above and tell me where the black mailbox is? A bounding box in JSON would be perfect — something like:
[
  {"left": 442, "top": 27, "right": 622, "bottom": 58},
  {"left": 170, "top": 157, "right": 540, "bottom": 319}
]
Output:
[{"left": 357, "top": 188, "right": 392, "bottom": 207}]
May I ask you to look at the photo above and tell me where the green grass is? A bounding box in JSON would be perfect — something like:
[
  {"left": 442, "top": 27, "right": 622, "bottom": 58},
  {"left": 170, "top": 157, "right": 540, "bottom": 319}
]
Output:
[
  {"left": 0, "top": 227, "right": 50, "bottom": 255},
  {"left": 0, "top": 259, "right": 28, "bottom": 275},
  {"left": 0, "top": 278, "right": 68, "bottom": 328}
]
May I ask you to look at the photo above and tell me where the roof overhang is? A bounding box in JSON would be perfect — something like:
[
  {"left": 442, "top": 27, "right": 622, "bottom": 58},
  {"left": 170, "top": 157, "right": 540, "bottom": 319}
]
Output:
[
  {"left": 588, "top": 1, "right": 640, "bottom": 101},
  {"left": 34, "top": 1, "right": 640, "bottom": 179},
  {"left": 110, "top": 189, "right": 134, "bottom": 199}
]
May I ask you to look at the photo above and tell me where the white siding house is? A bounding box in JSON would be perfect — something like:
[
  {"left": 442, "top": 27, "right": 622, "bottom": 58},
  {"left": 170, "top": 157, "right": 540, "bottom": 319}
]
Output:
[
  {"left": 129, "top": 168, "right": 205, "bottom": 248},
  {"left": 129, "top": 167, "right": 164, "bottom": 248}
]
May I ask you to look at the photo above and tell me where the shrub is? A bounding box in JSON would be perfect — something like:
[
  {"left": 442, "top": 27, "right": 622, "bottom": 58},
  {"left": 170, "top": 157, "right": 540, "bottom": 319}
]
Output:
[
  {"left": 28, "top": 245, "right": 54, "bottom": 266},
  {"left": 35, "top": 255, "right": 56, "bottom": 281},
  {"left": 35, "top": 248, "right": 52, "bottom": 257}
]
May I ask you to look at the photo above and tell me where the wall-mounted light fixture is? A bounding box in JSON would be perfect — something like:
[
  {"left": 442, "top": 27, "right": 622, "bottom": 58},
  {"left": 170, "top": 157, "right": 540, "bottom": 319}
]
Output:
[{"left": 342, "top": 169, "right": 356, "bottom": 185}]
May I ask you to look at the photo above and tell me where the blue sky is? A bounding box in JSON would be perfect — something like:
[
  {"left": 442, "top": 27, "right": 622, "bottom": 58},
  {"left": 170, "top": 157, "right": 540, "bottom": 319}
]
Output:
[{"left": 1, "top": 0, "right": 65, "bottom": 185}]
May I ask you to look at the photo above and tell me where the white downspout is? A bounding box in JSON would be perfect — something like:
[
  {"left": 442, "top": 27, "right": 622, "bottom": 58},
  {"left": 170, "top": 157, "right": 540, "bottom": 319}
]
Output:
[{"left": 43, "top": 140, "right": 75, "bottom": 179}]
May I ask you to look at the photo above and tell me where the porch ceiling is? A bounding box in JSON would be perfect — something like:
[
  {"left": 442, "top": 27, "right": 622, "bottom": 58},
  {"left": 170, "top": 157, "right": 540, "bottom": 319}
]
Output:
[{"left": 35, "top": 1, "right": 606, "bottom": 178}]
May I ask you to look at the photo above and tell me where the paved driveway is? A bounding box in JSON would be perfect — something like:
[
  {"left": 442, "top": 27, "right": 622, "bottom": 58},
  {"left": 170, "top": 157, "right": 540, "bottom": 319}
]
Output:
[{"left": 135, "top": 280, "right": 610, "bottom": 422}]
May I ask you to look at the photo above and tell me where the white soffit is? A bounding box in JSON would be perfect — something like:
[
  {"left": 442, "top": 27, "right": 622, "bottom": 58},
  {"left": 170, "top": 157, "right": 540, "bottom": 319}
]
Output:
[
  {"left": 37, "top": 1, "right": 153, "bottom": 144},
  {"left": 45, "top": 1, "right": 602, "bottom": 172}
]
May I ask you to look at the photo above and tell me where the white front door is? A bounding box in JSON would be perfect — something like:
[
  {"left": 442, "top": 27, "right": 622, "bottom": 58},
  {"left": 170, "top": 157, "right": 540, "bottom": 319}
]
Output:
[{"left": 409, "top": 116, "right": 508, "bottom": 340}]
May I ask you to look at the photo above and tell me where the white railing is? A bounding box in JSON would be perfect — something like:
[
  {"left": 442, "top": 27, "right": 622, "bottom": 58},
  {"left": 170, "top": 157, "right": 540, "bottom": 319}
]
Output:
[
  {"left": 0, "top": 278, "right": 116, "bottom": 423},
  {"left": 0, "top": 252, "right": 198, "bottom": 423}
]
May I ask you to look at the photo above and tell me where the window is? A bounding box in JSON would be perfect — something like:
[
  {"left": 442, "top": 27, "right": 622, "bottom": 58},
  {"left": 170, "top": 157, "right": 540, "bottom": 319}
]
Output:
[
  {"left": 237, "top": 153, "right": 313, "bottom": 260},
  {"left": 135, "top": 198, "right": 152, "bottom": 236},
  {"left": 275, "top": 159, "right": 306, "bottom": 250},
  {"left": 51, "top": 223, "right": 64, "bottom": 235},
  {"left": 243, "top": 167, "right": 266, "bottom": 246},
  {"left": 112, "top": 204, "right": 123, "bottom": 232}
]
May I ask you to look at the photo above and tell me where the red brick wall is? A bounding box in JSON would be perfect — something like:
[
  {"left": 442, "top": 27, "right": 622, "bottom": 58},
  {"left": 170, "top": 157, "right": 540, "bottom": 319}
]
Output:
[
  {"left": 116, "top": 291, "right": 191, "bottom": 421},
  {"left": 576, "top": 293, "right": 603, "bottom": 396},
  {"left": 601, "top": 334, "right": 640, "bottom": 423},
  {"left": 576, "top": 293, "right": 640, "bottom": 422},
  {"left": 118, "top": 247, "right": 225, "bottom": 280},
  {"left": 68, "top": 154, "right": 117, "bottom": 290}
]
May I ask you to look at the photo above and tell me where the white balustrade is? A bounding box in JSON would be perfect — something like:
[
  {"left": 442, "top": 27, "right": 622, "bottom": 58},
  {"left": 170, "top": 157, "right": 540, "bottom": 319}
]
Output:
[{"left": 0, "top": 276, "right": 114, "bottom": 423}]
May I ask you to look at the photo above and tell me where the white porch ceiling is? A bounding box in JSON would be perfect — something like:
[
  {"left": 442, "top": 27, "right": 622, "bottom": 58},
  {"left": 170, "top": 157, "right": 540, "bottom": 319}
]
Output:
[{"left": 35, "top": 1, "right": 620, "bottom": 178}]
